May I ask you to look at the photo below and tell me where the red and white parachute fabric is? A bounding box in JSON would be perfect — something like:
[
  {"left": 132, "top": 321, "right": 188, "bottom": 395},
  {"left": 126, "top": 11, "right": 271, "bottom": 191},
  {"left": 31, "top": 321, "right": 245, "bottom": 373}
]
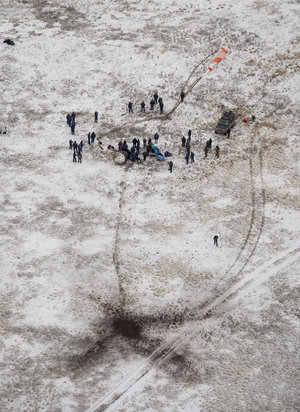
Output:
[{"left": 207, "top": 46, "right": 230, "bottom": 72}]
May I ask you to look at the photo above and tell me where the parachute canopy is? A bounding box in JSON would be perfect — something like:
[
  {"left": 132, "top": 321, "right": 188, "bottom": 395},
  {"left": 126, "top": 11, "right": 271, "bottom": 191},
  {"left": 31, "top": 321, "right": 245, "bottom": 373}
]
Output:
[{"left": 207, "top": 46, "right": 230, "bottom": 72}]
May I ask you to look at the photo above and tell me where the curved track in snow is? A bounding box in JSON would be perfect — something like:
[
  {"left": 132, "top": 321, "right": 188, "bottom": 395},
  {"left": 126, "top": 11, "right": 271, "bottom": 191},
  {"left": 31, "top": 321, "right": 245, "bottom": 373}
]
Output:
[{"left": 87, "top": 58, "right": 290, "bottom": 412}]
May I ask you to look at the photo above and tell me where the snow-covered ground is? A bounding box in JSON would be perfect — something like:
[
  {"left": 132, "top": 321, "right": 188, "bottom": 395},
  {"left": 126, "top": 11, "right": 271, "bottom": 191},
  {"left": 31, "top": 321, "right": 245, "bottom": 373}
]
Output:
[{"left": 1, "top": 0, "right": 299, "bottom": 411}]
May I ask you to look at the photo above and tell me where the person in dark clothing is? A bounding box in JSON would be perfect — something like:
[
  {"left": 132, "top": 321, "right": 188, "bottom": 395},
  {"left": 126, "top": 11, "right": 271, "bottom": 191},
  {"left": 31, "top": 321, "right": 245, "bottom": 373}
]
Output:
[
  {"left": 88, "top": 133, "right": 91, "bottom": 144},
  {"left": 182, "top": 136, "right": 186, "bottom": 148},
  {"left": 207, "top": 138, "right": 212, "bottom": 148},
  {"left": 168, "top": 161, "right": 173, "bottom": 173},
  {"left": 188, "top": 129, "right": 192, "bottom": 138},
  {"left": 128, "top": 102, "right": 133, "bottom": 113},
  {"left": 204, "top": 146, "right": 209, "bottom": 158},
  {"left": 123, "top": 140, "right": 128, "bottom": 150},
  {"left": 94, "top": 111, "right": 98, "bottom": 123},
  {"left": 79, "top": 140, "right": 83, "bottom": 150},
  {"left": 191, "top": 152, "right": 195, "bottom": 163},
  {"left": 141, "top": 101, "right": 145, "bottom": 112},
  {"left": 153, "top": 92, "right": 158, "bottom": 104},
  {"left": 77, "top": 144, "right": 82, "bottom": 153},
  {"left": 148, "top": 137, "right": 152, "bottom": 146},
  {"left": 215, "top": 146, "right": 220, "bottom": 159},
  {"left": 158, "top": 97, "right": 162, "bottom": 105},
  {"left": 71, "top": 122, "right": 75, "bottom": 135},
  {"left": 185, "top": 152, "right": 189, "bottom": 164},
  {"left": 78, "top": 152, "right": 82, "bottom": 163},
  {"left": 213, "top": 235, "right": 219, "bottom": 247},
  {"left": 159, "top": 102, "right": 164, "bottom": 114},
  {"left": 131, "top": 146, "right": 136, "bottom": 153},
  {"left": 143, "top": 152, "right": 147, "bottom": 161},
  {"left": 118, "top": 140, "right": 123, "bottom": 150},
  {"left": 73, "top": 151, "right": 77, "bottom": 162},
  {"left": 227, "top": 128, "right": 231, "bottom": 138},
  {"left": 150, "top": 99, "right": 155, "bottom": 110},
  {"left": 73, "top": 141, "right": 78, "bottom": 152},
  {"left": 186, "top": 137, "right": 191, "bottom": 155},
  {"left": 66, "top": 114, "right": 71, "bottom": 126},
  {"left": 132, "top": 138, "right": 137, "bottom": 147},
  {"left": 71, "top": 112, "right": 76, "bottom": 122},
  {"left": 69, "top": 139, "right": 73, "bottom": 149},
  {"left": 154, "top": 132, "right": 159, "bottom": 143},
  {"left": 137, "top": 139, "right": 140, "bottom": 149},
  {"left": 143, "top": 138, "right": 147, "bottom": 148},
  {"left": 91, "top": 132, "right": 96, "bottom": 143},
  {"left": 180, "top": 91, "right": 185, "bottom": 102}
]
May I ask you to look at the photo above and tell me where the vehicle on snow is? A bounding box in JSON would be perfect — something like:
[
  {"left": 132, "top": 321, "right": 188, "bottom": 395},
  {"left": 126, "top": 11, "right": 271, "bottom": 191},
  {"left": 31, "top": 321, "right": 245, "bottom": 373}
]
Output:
[{"left": 215, "top": 110, "right": 236, "bottom": 135}]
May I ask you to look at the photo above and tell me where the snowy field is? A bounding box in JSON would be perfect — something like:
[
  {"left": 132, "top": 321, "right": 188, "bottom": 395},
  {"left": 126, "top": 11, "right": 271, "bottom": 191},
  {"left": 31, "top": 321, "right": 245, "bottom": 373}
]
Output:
[{"left": 1, "top": 0, "right": 299, "bottom": 411}]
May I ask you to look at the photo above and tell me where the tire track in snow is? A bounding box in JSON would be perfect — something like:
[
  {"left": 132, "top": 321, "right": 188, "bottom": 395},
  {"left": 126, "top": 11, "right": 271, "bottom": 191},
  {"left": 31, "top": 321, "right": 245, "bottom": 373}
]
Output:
[
  {"left": 86, "top": 245, "right": 299, "bottom": 412},
  {"left": 85, "top": 128, "right": 270, "bottom": 411}
]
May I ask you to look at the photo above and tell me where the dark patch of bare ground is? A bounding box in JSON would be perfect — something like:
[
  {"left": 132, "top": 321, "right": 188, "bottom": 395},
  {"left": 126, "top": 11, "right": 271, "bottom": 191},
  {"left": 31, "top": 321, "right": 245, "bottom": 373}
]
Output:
[
  {"left": 16, "top": 0, "right": 86, "bottom": 30},
  {"left": 66, "top": 306, "right": 199, "bottom": 384}
]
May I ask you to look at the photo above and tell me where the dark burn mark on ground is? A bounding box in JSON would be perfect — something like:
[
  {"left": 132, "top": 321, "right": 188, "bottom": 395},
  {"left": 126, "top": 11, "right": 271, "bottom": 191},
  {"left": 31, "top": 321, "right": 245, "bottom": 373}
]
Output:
[
  {"left": 112, "top": 318, "right": 141, "bottom": 338},
  {"left": 66, "top": 308, "right": 199, "bottom": 383}
]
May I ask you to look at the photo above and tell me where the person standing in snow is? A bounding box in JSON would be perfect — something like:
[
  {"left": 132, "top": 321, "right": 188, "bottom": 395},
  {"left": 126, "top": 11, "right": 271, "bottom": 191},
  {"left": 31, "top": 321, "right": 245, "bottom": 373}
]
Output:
[
  {"left": 215, "top": 146, "right": 220, "bottom": 159},
  {"left": 186, "top": 136, "right": 191, "bottom": 156},
  {"left": 94, "top": 111, "right": 98, "bottom": 123},
  {"left": 191, "top": 152, "right": 195, "bottom": 163},
  {"left": 71, "top": 112, "right": 76, "bottom": 123},
  {"left": 213, "top": 235, "right": 219, "bottom": 247},
  {"left": 66, "top": 114, "right": 71, "bottom": 126},
  {"left": 182, "top": 136, "right": 186, "bottom": 148},
  {"left": 227, "top": 128, "right": 231, "bottom": 138},
  {"left": 188, "top": 129, "right": 192, "bottom": 139},
  {"left": 91, "top": 132, "right": 96, "bottom": 143},
  {"left": 73, "top": 141, "right": 78, "bottom": 152},
  {"left": 78, "top": 151, "right": 82, "bottom": 163},
  {"left": 88, "top": 133, "right": 91, "bottom": 145},
  {"left": 168, "top": 161, "right": 173, "bottom": 173},
  {"left": 154, "top": 132, "right": 159, "bottom": 144},
  {"left": 71, "top": 121, "right": 75, "bottom": 135},
  {"left": 159, "top": 101, "right": 164, "bottom": 114},
  {"left": 128, "top": 102, "right": 133, "bottom": 113},
  {"left": 150, "top": 99, "right": 155, "bottom": 110},
  {"left": 185, "top": 152, "right": 189, "bottom": 164},
  {"left": 73, "top": 151, "right": 77, "bottom": 162},
  {"left": 141, "top": 101, "right": 145, "bottom": 112},
  {"left": 153, "top": 92, "right": 158, "bottom": 104},
  {"left": 69, "top": 139, "right": 73, "bottom": 149},
  {"left": 180, "top": 91, "right": 185, "bottom": 102}
]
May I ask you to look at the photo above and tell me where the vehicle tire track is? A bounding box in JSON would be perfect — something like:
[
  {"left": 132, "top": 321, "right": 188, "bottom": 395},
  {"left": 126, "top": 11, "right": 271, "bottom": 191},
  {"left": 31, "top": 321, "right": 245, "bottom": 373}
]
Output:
[{"left": 86, "top": 124, "right": 269, "bottom": 411}]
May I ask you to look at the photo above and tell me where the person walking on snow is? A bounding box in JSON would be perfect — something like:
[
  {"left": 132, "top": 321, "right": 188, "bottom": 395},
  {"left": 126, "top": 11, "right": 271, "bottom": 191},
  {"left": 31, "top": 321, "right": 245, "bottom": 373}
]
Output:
[
  {"left": 71, "top": 122, "right": 75, "bottom": 135},
  {"left": 168, "top": 161, "right": 173, "bottom": 173},
  {"left": 150, "top": 99, "right": 155, "bottom": 110},
  {"left": 78, "top": 151, "right": 82, "bottom": 163},
  {"left": 73, "top": 151, "right": 77, "bottom": 162},
  {"left": 181, "top": 136, "right": 186, "bottom": 148},
  {"left": 88, "top": 133, "right": 91, "bottom": 145},
  {"left": 69, "top": 139, "right": 73, "bottom": 149},
  {"left": 180, "top": 91, "right": 185, "bottom": 102},
  {"left": 214, "top": 235, "right": 219, "bottom": 247},
  {"left": 191, "top": 152, "right": 195, "bottom": 163},
  {"left": 91, "top": 132, "right": 96, "bottom": 143},
  {"left": 128, "top": 102, "right": 133, "bottom": 113},
  {"left": 188, "top": 129, "right": 192, "bottom": 139},
  {"left": 153, "top": 92, "right": 158, "bottom": 104},
  {"left": 185, "top": 152, "right": 189, "bottom": 164},
  {"left": 94, "top": 111, "right": 98, "bottom": 123},
  {"left": 159, "top": 101, "right": 164, "bottom": 114},
  {"left": 154, "top": 132, "right": 159, "bottom": 144},
  {"left": 141, "top": 101, "right": 145, "bottom": 112}
]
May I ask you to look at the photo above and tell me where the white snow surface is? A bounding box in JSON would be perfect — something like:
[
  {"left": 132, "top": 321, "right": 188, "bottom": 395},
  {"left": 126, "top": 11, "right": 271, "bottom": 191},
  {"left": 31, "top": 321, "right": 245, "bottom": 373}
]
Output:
[{"left": 0, "top": 0, "right": 299, "bottom": 411}]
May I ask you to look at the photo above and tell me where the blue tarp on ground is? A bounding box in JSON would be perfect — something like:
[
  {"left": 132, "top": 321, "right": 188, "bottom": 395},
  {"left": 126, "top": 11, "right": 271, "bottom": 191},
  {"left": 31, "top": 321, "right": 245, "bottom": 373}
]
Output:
[{"left": 151, "top": 143, "right": 165, "bottom": 161}]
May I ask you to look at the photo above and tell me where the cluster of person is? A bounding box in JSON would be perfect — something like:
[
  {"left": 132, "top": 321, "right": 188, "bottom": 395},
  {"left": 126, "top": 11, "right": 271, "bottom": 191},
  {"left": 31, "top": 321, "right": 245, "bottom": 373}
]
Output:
[
  {"left": 69, "top": 139, "right": 83, "bottom": 163},
  {"left": 88, "top": 132, "right": 96, "bottom": 144},
  {"left": 181, "top": 129, "right": 195, "bottom": 164},
  {"left": 128, "top": 92, "right": 165, "bottom": 115},
  {"left": 66, "top": 112, "right": 76, "bottom": 135},
  {"left": 204, "top": 138, "right": 220, "bottom": 159}
]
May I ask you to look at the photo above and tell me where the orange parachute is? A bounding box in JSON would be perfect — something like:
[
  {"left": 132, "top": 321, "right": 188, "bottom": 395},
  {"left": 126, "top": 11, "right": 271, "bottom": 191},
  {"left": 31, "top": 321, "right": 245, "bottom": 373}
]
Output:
[{"left": 207, "top": 46, "right": 230, "bottom": 72}]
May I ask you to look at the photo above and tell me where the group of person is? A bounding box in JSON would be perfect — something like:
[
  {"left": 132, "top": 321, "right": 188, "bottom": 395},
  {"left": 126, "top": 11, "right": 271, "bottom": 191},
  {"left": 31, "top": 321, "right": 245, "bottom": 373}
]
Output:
[
  {"left": 128, "top": 92, "right": 165, "bottom": 115},
  {"left": 66, "top": 112, "right": 76, "bottom": 135},
  {"left": 69, "top": 139, "right": 83, "bottom": 163}
]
